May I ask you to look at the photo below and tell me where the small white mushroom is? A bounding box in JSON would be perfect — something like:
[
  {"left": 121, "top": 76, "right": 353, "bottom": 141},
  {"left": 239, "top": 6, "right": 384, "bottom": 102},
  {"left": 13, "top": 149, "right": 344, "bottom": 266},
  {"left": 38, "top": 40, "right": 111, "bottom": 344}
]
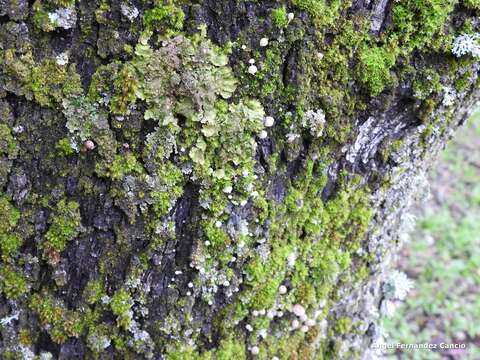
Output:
[
  {"left": 264, "top": 116, "right": 275, "bottom": 127},
  {"left": 258, "top": 130, "right": 268, "bottom": 139},
  {"left": 84, "top": 140, "right": 95, "bottom": 150},
  {"left": 248, "top": 64, "right": 258, "bottom": 74},
  {"left": 259, "top": 38, "right": 269, "bottom": 47},
  {"left": 292, "top": 304, "right": 306, "bottom": 318},
  {"left": 278, "top": 285, "right": 288, "bottom": 294}
]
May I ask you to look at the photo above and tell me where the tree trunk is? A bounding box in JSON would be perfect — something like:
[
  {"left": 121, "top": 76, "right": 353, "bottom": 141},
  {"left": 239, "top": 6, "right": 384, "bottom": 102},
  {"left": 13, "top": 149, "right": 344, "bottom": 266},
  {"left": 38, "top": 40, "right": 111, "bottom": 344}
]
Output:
[{"left": 0, "top": 0, "right": 478, "bottom": 359}]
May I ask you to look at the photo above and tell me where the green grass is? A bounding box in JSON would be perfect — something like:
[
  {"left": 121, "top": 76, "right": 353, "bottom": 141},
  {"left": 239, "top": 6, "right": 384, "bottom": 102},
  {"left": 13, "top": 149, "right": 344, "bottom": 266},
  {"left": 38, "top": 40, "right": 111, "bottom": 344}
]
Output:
[{"left": 382, "top": 109, "right": 480, "bottom": 359}]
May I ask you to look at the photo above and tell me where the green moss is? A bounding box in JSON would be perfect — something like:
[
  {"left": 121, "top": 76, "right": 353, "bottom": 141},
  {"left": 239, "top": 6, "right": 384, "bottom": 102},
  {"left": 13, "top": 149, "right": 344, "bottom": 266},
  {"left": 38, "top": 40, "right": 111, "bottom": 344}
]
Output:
[
  {"left": 143, "top": 1, "right": 185, "bottom": 35},
  {"left": 389, "top": 0, "right": 457, "bottom": 53},
  {"left": 110, "top": 64, "right": 138, "bottom": 115},
  {"left": 292, "top": 0, "right": 344, "bottom": 27},
  {"left": 0, "top": 124, "right": 18, "bottom": 159},
  {"left": 334, "top": 317, "right": 353, "bottom": 334},
  {"left": 412, "top": 68, "right": 442, "bottom": 100},
  {"left": 84, "top": 279, "right": 106, "bottom": 305},
  {"left": 29, "top": 59, "right": 69, "bottom": 107},
  {"left": 99, "top": 153, "right": 143, "bottom": 181},
  {"left": 0, "top": 266, "right": 28, "bottom": 299},
  {"left": 30, "top": 292, "right": 84, "bottom": 343},
  {"left": 455, "top": 70, "right": 473, "bottom": 92},
  {"left": 271, "top": 6, "right": 289, "bottom": 28},
  {"left": 0, "top": 195, "right": 22, "bottom": 260},
  {"left": 32, "top": 1, "right": 55, "bottom": 32},
  {"left": 0, "top": 233, "right": 23, "bottom": 260},
  {"left": 56, "top": 137, "right": 75, "bottom": 156},
  {"left": 216, "top": 337, "right": 246, "bottom": 360},
  {"left": 111, "top": 289, "right": 133, "bottom": 330},
  {"left": 463, "top": 0, "right": 480, "bottom": 8},
  {"left": 0, "top": 195, "right": 20, "bottom": 234},
  {"left": 42, "top": 199, "right": 81, "bottom": 262},
  {"left": 203, "top": 219, "right": 230, "bottom": 249},
  {"left": 86, "top": 324, "right": 112, "bottom": 355},
  {"left": 357, "top": 45, "right": 397, "bottom": 96},
  {"left": 50, "top": 0, "right": 75, "bottom": 6}
]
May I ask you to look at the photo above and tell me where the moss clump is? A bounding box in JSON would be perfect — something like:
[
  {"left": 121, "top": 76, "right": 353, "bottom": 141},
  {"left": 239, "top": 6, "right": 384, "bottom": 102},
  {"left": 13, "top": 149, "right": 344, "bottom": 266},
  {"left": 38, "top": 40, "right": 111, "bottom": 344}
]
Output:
[
  {"left": 42, "top": 199, "right": 81, "bottom": 263},
  {"left": 0, "top": 124, "right": 19, "bottom": 159},
  {"left": 357, "top": 46, "right": 396, "bottom": 96},
  {"left": 110, "top": 64, "right": 138, "bottom": 115},
  {"left": 271, "top": 6, "right": 288, "bottom": 28},
  {"left": 86, "top": 324, "right": 112, "bottom": 355},
  {"left": 463, "top": 0, "right": 480, "bottom": 8},
  {"left": 0, "top": 266, "right": 28, "bottom": 299},
  {"left": 56, "top": 137, "right": 75, "bottom": 156},
  {"left": 412, "top": 67, "right": 442, "bottom": 100},
  {"left": 30, "top": 293, "right": 84, "bottom": 343},
  {"left": 0, "top": 195, "right": 22, "bottom": 260},
  {"left": 29, "top": 59, "right": 69, "bottom": 107},
  {"left": 143, "top": 1, "right": 184, "bottom": 35},
  {"left": 99, "top": 153, "right": 144, "bottom": 181},
  {"left": 111, "top": 289, "right": 133, "bottom": 330},
  {"left": 0, "top": 233, "right": 23, "bottom": 260},
  {"left": 334, "top": 317, "right": 353, "bottom": 334},
  {"left": 83, "top": 279, "right": 106, "bottom": 305},
  {"left": 32, "top": 1, "right": 54, "bottom": 32},
  {"left": 389, "top": 0, "right": 456, "bottom": 52},
  {"left": 291, "top": 0, "right": 348, "bottom": 28}
]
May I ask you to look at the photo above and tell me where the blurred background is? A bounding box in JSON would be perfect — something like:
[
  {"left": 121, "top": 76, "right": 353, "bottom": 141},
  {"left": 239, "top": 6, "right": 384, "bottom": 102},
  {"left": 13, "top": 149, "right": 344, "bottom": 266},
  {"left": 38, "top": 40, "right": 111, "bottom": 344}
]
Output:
[{"left": 382, "top": 110, "right": 480, "bottom": 359}]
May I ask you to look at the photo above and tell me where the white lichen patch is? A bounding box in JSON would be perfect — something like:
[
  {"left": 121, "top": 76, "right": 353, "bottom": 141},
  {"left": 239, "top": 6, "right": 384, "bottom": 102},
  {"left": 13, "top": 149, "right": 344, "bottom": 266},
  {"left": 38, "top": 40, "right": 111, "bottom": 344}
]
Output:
[
  {"left": 48, "top": 7, "right": 77, "bottom": 30},
  {"left": 442, "top": 86, "right": 457, "bottom": 107},
  {"left": 121, "top": 2, "right": 139, "bottom": 21},
  {"left": 383, "top": 270, "right": 414, "bottom": 301},
  {"left": 55, "top": 52, "right": 69, "bottom": 66},
  {"left": 0, "top": 311, "right": 19, "bottom": 326},
  {"left": 302, "top": 109, "right": 326, "bottom": 137},
  {"left": 452, "top": 33, "right": 480, "bottom": 58}
]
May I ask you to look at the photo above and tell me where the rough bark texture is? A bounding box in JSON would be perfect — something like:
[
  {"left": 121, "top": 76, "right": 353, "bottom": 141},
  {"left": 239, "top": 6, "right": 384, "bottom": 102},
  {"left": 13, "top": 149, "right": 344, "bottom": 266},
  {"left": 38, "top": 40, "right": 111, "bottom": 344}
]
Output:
[{"left": 0, "top": 0, "right": 479, "bottom": 359}]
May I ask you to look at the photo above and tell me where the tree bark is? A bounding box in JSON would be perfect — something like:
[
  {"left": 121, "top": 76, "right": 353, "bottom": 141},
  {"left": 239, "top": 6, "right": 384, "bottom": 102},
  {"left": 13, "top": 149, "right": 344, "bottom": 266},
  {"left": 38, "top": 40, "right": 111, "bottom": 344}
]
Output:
[{"left": 0, "top": 0, "right": 479, "bottom": 359}]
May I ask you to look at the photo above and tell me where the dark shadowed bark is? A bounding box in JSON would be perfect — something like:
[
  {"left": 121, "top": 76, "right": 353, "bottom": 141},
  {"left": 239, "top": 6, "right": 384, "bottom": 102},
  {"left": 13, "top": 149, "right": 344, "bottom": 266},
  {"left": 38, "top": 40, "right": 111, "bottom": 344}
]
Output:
[{"left": 0, "top": 0, "right": 479, "bottom": 359}]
